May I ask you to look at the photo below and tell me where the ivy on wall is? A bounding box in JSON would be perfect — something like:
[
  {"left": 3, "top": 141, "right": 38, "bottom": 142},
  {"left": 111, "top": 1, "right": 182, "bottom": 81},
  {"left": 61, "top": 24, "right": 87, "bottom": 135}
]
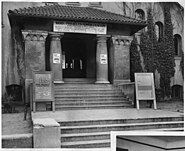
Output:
[
  {"left": 130, "top": 36, "right": 143, "bottom": 82},
  {"left": 180, "top": 52, "right": 184, "bottom": 79},
  {"left": 140, "top": 8, "right": 157, "bottom": 74},
  {"left": 157, "top": 4, "right": 175, "bottom": 97},
  {"left": 140, "top": 4, "right": 176, "bottom": 98}
]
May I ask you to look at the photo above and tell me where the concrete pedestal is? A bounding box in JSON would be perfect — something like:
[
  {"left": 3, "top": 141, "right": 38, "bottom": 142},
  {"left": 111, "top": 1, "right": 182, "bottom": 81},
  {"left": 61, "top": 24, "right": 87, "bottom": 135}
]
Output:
[{"left": 33, "top": 118, "right": 60, "bottom": 148}]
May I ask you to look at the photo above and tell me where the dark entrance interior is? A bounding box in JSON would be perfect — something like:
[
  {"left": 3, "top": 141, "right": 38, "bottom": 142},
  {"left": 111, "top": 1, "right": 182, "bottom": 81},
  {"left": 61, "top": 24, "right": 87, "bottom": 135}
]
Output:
[{"left": 62, "top": 34, "right": 87, "bottom": 78}]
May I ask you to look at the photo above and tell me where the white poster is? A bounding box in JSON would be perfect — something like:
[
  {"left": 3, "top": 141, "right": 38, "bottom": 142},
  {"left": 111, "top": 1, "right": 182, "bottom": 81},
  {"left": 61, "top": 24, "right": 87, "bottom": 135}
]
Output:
[
  {"left": 53, "top": 53, "right": 60, "bottom": 64},
  {"left": 100, "top": 54, "right": 107, "bottom": 64}
]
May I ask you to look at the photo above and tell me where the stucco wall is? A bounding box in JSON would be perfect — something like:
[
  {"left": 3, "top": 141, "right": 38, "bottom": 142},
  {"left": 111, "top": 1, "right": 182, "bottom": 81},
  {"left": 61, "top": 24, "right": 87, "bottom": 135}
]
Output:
[{"left": 2, "top": 2, "right": 44, "bottom": 99}]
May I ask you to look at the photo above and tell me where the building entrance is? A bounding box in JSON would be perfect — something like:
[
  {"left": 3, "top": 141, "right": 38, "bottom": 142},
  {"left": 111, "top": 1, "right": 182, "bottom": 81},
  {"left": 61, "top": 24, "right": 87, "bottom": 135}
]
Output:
[{"left": 62, "top": 35, "right": 87, "bottom": 78}]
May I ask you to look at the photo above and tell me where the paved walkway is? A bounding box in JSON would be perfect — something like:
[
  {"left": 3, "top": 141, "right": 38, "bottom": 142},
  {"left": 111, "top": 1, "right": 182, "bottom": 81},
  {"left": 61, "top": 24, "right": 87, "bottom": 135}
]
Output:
[{"left": 32, "top": 108, "right": 183, "bottom": 122}]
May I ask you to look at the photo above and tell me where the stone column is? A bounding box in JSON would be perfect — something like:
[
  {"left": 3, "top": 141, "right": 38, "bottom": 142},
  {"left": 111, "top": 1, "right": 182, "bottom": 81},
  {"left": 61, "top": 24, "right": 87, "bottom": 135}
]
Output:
[
  {"left": 22, "top": 30, "right": 48, "bottom": 103},
  {"left": 49, "top": 32, "right": 64, "bottom": 83},
  {"left": 112, "top": 35, "right": 133, "bottom": 84},
  {"left": 95, "top": 35, "right": 110, "bottom": 83}
]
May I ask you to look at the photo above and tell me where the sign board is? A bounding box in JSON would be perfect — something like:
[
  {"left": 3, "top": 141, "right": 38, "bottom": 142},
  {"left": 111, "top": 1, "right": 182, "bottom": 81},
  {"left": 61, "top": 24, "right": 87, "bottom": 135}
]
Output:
[
  {"left": 33, "top": 72, "right": 54, "bottom": 102},
  {"left": 53, "top": 53, "right": 61, "bottom": 64},
  {"left": 135, "top": 73, "right": 157, "bottom": 109},
  {"left": 100, "top": 54, "right": 107, "bottom": 64},
  {"left": 53, "top": 21, "right": 107, "bottom": 35}
]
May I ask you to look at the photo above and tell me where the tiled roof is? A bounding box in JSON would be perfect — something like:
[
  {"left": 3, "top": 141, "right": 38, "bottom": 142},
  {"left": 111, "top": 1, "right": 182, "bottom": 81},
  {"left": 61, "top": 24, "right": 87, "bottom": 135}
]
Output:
[{"left": 8, "top": 5, "right": 147, "bottom": 25}]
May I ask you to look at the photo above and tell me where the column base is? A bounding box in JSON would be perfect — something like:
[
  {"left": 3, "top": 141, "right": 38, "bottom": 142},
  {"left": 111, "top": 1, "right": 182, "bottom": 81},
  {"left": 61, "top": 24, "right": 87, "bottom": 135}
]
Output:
[
  {"left": 95, "top": 80, "right": 110, "bottom": 84},
  {"left": 54, "top": 81, "right": 64, "bottom": 84}
]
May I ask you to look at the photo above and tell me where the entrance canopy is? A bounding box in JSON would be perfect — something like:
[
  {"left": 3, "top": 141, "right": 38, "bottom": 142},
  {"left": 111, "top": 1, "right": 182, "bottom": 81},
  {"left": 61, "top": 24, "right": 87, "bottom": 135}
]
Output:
[{"left": 8, "top": 4, "right": 147, "bottom": 35}]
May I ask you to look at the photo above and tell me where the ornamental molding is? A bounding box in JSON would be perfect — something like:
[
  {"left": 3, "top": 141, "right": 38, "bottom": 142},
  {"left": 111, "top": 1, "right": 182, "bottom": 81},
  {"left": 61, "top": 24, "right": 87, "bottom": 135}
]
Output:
[
  {"left": 49, "top": 32, "right": 64, "bottom": 41},
  {"left": 96, "top": 35, "right": 110, "bottom": 43},
  {"left": 112, "top": 36, "right": 133, "bottom": 46},
  {"left": 22, "top": 30, "right": 48, "bottom": 41}
]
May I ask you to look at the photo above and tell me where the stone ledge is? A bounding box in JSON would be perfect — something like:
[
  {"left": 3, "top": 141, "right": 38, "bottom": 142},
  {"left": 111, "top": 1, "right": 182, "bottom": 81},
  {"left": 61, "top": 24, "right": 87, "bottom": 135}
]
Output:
[
  {"left": 2, "top": 133, "right": 33, "bottom": 140},
  {"left": 33, "top": 118, "right": 60, "bottom": 128}
]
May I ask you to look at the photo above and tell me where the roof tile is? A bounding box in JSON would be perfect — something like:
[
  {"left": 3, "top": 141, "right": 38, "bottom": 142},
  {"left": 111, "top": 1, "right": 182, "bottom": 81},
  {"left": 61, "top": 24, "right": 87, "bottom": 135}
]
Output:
[{"left": 9, "top": 5, "right": 147, "bottom": 25}]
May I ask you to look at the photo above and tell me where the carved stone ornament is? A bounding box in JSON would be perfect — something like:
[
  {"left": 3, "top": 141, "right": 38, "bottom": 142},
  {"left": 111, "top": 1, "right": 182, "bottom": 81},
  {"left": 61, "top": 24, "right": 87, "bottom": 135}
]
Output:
[
  {"left": 22, "top": 30, "right": 48, "bottom": 41},
  {"left": 112, "top": 36, "right": 133, "bottom": 46},
  {"left": 49, "top": 32, "right": 64, "bottom": 41},
  {"left": 96, "top": 35, "right": 110, "bottom": 43}
]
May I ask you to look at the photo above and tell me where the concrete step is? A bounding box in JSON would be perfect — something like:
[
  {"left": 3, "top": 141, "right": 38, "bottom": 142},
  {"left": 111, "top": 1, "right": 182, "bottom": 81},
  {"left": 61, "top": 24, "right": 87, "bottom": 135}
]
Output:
[
  {"left": 61, "top": 139, "right": 110, "bottom": 148},
  {"left": 55, "top": 95, "right": 126, "bottom": 98},
  {"left": 60, "top": 121, "right": 184, "bottom": 134},
  {"left": 55, "top": 100, "right": 131, "bottom": 105},
  {"left": 55, "top": 93, "right": 124, "bottom": 97},
  {"left": 55, "top": 97, "right": 127, "bottom": 101},
  {"left": 55, "top": 98, "right": 129, "bottom": 103},
  {"left": 54, "top": 84, "right": 114, "bottom": 89},
  {"left": 145, "top": 127, "right": 184, "bottom": 131},
  {"left": 56, "top": 104, "right": 132, "bottom": 110},
  {"left": 61, "top": 132, "right": 110, "bottom": 142},
  {"left": 63, "top": 78, "right": 96, "bottom": 83},
  {"left": 59, "top": 117, "right": 183, "bottom": 126},
  {"left": 54, "top": 90, "right": 122, "bottom": 95}
]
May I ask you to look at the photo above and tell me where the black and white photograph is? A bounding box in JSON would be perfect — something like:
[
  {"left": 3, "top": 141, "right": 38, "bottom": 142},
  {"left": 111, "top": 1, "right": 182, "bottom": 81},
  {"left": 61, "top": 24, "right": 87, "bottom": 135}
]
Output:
[
  {"left": 112, "top": 131, "right": 185, "bottom": 151},
  {"left": 1, "top": 1, "right": 184, "bottom": 149}
]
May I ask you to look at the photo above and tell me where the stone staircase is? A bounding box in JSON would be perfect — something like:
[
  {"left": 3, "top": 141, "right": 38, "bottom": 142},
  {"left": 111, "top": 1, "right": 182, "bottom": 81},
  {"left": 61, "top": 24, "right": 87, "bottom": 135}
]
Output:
[
  {"left": 53, "top": 81, "right": 184, "bottom": 148},
  {"left": 59, "top": 116, "right": 184, "bottom": 148},
  {"left": 54, "top": 83, "right": 133, "bottom": 110}
]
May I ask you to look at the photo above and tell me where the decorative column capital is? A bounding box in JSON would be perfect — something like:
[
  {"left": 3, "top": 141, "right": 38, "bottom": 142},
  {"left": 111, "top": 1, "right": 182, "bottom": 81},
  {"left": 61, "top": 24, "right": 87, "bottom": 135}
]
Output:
[
  {"left": 112, "top": 35, "right": 133, "bottom": 46},
  {"left": 22, "top": 30, "right": 48, "bottom": 41},
  {"left": 96, "top": 35, "right": 110, "bottom": 43},
  {"left": 49, "top": 32, "right": 64, "bottom": 41}
]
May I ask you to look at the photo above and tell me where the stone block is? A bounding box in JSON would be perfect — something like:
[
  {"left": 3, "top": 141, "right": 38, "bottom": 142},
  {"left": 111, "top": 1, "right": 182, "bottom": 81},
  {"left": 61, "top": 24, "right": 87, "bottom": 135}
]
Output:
[{"left": 33, "top": 118, "right": 60, "bottom": 148}]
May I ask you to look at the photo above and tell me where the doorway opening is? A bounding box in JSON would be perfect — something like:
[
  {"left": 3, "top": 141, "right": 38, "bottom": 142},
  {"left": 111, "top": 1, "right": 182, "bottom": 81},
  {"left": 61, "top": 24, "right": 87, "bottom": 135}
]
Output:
[{"left": 62, "top": 33, "right": 96, "bottom": 79}]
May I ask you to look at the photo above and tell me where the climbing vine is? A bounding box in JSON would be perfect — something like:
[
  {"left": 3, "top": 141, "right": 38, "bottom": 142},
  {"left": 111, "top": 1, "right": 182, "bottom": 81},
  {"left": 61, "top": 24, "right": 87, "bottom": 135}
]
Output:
[
  {"left": 180, "top": 52, "right": 184, "bottom": 79},
  {"left": 157, "top": 4, "right": 175, "bottom": 97},
  {"left": 140, "top": 8, "right": 157, "bottom": 74},
  {"left": 130, "top": 36, "right": 143, "bottom": 82},
  {"left": 140, "top": 5, "right": 176, "bottom": 98}
]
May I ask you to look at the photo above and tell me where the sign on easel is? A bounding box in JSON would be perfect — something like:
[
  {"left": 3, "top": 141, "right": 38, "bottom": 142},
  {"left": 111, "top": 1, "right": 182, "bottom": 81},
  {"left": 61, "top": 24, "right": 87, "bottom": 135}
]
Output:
[
  {"left": 33, "top": 71, "right": 55, "bottom": 112},
  {"left": 135, "top": 73, "right": 157, "bottom": 109}
]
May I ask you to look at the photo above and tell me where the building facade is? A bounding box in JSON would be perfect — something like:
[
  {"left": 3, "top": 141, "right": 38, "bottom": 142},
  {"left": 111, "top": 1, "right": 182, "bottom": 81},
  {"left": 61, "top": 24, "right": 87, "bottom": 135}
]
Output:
[{"left": 1, "top": 2, "right": 184, "bottom": 102}]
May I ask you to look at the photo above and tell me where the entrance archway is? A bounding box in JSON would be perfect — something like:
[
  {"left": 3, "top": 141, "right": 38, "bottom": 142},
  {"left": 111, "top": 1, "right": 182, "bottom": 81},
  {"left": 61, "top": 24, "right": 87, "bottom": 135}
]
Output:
[{"left": 62, "top": 33, "right": 96, "bottom": 79}]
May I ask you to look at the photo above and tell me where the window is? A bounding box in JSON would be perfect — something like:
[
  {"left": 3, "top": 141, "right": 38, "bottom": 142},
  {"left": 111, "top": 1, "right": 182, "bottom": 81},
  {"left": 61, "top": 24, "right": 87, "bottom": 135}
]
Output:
[
  {"left": 172, "top": 85, "right": 183, "bottom": 99},
  {"left": 174, "top": 34, "right": 182, "bottom": 56},
  {"left": 88, "top": 2, "right": 102, "bottom": 8},
  {"left": 65, "top": 2, "right": 81, "bottom": 7},
  {"left": 155, "top": 21, "right": 163, "bottom": 42},
  {"left": 135, "top": 9, "right": 145, "bottom": 20},
  {"left": 43, "top": 2, "right": 58, "bottom": 6}
]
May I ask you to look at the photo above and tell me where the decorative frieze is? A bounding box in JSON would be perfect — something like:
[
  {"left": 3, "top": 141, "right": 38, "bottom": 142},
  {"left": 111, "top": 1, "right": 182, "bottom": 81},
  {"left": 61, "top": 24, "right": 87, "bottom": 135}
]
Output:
[
  {"left": 112, "top": 36, "right": 133, "bottom": 46},
  {"left": 22, "top": 30, "right": 48, "bottom": 41}
]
